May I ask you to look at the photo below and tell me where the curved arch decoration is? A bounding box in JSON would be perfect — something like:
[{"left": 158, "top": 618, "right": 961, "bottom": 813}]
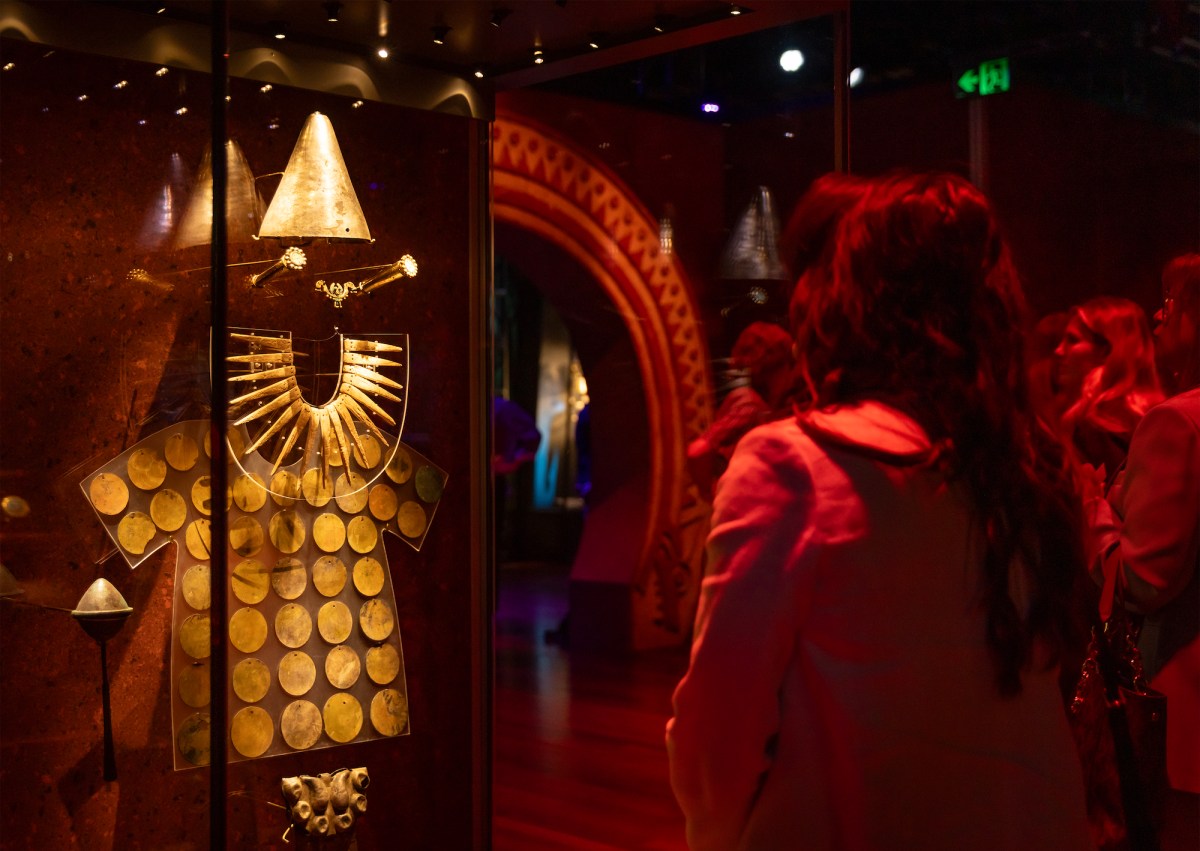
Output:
[{"left": 492, "top": 114, "right": 713, "bottom": 646}]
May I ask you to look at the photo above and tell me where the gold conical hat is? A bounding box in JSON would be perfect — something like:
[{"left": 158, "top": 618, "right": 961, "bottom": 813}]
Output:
[
  {"left": 258, "top": 112, "right": 371, "bottom": 242},
  {"left": 175, "top": 140, "right": 265, "bottom": 248}
]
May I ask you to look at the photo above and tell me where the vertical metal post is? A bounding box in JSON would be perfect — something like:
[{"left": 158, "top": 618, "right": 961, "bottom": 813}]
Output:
[
  {"left": 209, "top": 2, "right": 229, "bottom": 850},
  {"left": 833, "top": 7, "right": 851, "bottom": 173}
]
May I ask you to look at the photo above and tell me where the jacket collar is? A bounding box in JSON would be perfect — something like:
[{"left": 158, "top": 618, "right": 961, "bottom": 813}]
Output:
[{"left": 798, "top": 400, "right": 934, "bottom": 465}]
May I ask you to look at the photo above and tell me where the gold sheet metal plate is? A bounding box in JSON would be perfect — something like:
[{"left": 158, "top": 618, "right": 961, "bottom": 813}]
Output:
[
  {"left": 232, "top": 558, "right": 269, "bottom": 604},
  {"left": 353, "top": 434, "right": 383, "bottom": 470},
  {"left": 385, "top": 446, "right": 413, "bottom": 484},
  {"left": 151, "top": 489, "right": 188, "bottom": 532},
  {"left": 182, "top": 564, "right": 212, "bottom": 611},
  {"left": 118, "top": 511, "right": 156, "bottom": 555},
  {"left": 359, "top": 599, "right": 394, "bottom": 642},
  {"left": 278, "top": 650, "right": 316, "bottom": 696},
  {"left": 318, "top": 601, "right": 353, "bottom": 644},
  {"left": 270, "top": 556, "right": 308, "bottom": 600},
  {"left": 396, "top": 501, "right": 427, "bottom": 539},
  {"left": 301, "top": 468, "right": 333, "bottom": 508},
  {"left": 89, "top": 473, "right": 129, "bottom": 516},
  {"left": 312, "top": 513, "right": 346, "bottom": 553},
  {"left": 229, "top": 606, "right": 268, "bottom": 654},
  {"left": 179, "top": 614, "right": 212, "bottom": 659},
  {"left": 178, "top": 662, "right": 211, "bottom": 708},
  {"left": 324, "top": 645, "right": 361, "bottom": 690},
  {"left": 323, "top": 693, "right": 363, "bottom": 743},
  {"left": 281, "top": 699, "right": 323, "bottom": 750},
  {"left": 232, "top": 658, "right": 271, "bottom": 703},
  {"left": 334, "top": 472, "right": 368, "bottom": 515},
  {"left": 128, "top": 448, "right": 168, "bottom": 491},
  {"left": 185, "top": 518, "right": 212, "bottom": 560},
  {"left": 231, "top": 706, "right": 274, "bottom": 758},
  {"left": 346, "top": 515, "right": 378, "bottom": 554},
  {"left": 269, "top": 510, "right": 306, "bottom": 554},
  {"left": 164, "top": 433, "right": 200, "bottom": 472},
  {"left": 352, "top": 557, "right": 385, "bottom": 597},
  {"left": 368, "top": 483, "right": 398, "bottom": 521},
  {"left": 270, "top": 470, "right": 302, "bottom": 507},
  {"left": 177, "top": 712, "right": 211, "bottom": 766},
  {"left": 232, "top": 473, "right": 268, "bottom": 513},
  {"left": 365, "top": 644, "right": 400, "bottom": 685},
  {"left": 370, "top": 688, "right": 408, "bottom": 737},
  {"left": 275, "top": 602, "right": 313, "bottom": 648},
  {"left": 312, "top": 555, "right": 347, "bottom": 597},
  {"left": 414, "top": 465, "right": 446, "bottom": 503},
  {"left": 229, "top": 516, "right": 265, "bottom": 557}
]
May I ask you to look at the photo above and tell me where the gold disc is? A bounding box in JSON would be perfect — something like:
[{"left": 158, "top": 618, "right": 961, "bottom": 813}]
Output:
[
  {"left": 89, "top": 473, "right": 129, "bottom": 516},
  {"left": 275, "top": 602, "right": 312, "bottom": 648},
  {"left": 268, "top": 509, "right": 306, "bottom": 554},
  {"left": 232, "top": 472, "right": 267, "bottom": 513},
  {"left": 179, "top": 613, "right": 212, "bottom": 659},
  {"left": 334, "top": 471, "right": 369, "bottom": 514},
  {"left": 324, "top": 645, "right": 361, "bottom": 689},
  {"left": 164, "top": 433, "right": 200, "bottom": 472},
  {"left": 396, "top": 501, "right": 427, "bottom": 539},
  {"left": 278, "top": 650, "right": 316, "bottom": 696},
  {"left": 230, "top": 706, "right": 274, "bottom": 758},
  {"left": 127, "top": 447, "right": 168, "bottom": 491},
  {"left": 232, "top": 657, "right": 271, "bottom": 703},
  {"left": 150, "top": 489, "right": 187, "bottom": 533},
  {"left": 322, "top": 693, "right": 363, "bottom": 744},
  {"left": 229, "top": 515, "right": 264, "bottom": 557},
  {"left": 270, "top": 557, "right": 308, "bottom": 600},
  {"left": 185, "top": 518, "right": 212, "bottom": 560},
  {"left": 270, "top": 470, "right": 302, "bottom": 507},
  {"left": 182, "top": 564, "right": 211, "bottom": 610},
  {"left": 312, "top": 555, "right": 347, "bottom": 597},
  {"left": 346, "top": 515, "right": 378, "bottom": 554},
  {"left": 385, "top": 446, "right": 413, "bottom": 484},
  {"left": 313, "top": 513, "right": 346, "bottom": 553},
  {"left": 204, "top": 428, "right": 245, "bottom": 458},
  {"left": 229, "top": 606, "right": 268, "bottom": 654},
  {"left": 359, "top": 599, "right": 394, "bottom": 642},
  {"left": 365, "top": 643, "right": 401, "bottom": 685},
  {"left": 353, "top": 433, "right": 383, "bottom": 470},
  {"left": 414, "top": 466, "right": 445, "bottom": 503},
  {"left": 178, "top": 661, "right": 211, "bottom": 708},
  {"left": 318, "top": 601, "right": 353, "bottom": 644},
  {"left": 118, "top": 511, "right": 157, "bottom": 555},
  {"left": 281, "top": 699, "right": 323, "bottom": 750},
  {"left": 190, "top": 476, "right": 232, "bottom": 516},
  {"left": 232, "top": 558, "right": 270, "bottom": 605},
  {"left": 353, "top": 556, "right": 386, "bottom": 597},
  {"left": 301, "top": 468, "right": 333, "bottom": 508},
  {"left": 368, "top": 483, "right": 398, "bottom": 522},
  {"left": 370, "top": 688, "right": 409, "bottom": 737},
  {"left": 177, "top": 713, "right": 211, "bottom": 766}
]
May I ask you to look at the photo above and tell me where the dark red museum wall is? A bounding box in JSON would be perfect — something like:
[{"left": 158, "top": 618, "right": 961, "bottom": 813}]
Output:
[{"left": 0, "top": 39, "right": 479, "bottom": 850}]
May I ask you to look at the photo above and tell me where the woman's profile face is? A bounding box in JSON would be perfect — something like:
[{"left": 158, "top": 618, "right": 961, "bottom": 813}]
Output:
[{"left": 1052, "top": 313, "right": 1108, "bottom": 397}]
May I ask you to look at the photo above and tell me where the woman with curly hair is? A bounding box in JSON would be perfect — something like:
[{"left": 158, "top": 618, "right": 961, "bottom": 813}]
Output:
[
  {"left": 667, "top": 172, "right": 1091, "bottom": 850},
  {"left": 1054, "top": 296, "right": 1165, "bottom": 477}
]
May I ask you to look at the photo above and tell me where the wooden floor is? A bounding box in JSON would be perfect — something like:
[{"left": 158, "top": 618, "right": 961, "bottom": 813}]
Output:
[{"left": 493, "top": 563, "right": 692, "bottom": 850}]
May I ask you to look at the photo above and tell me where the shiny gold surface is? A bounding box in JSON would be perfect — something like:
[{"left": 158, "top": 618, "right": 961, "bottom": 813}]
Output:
[
  {"left": 150, "top": 489, "right": 187, "bottom": 532},
  {"left": 346, "top": 515, "right": 378, "bottom": 554},
  {"left": 164, "top": 433, "right": 200, "bottom": 471},
  {"left": 324, "top": 644, "right": 361, "bottom": 690},
  {"left": 280, "top": 699, "right": 323, "bottom": 750},
  {"left": 229, "top": 516, "right": 265, "bottom": 557},
  {"left": 270, "top": 556, "right": 308, "bottom": 600},
  {"left": 191, "top": 476, "right": 231, "bottom": 517},
  {"left": 322, "top": 693, "right": 363, "bottom": 744},
  {"left": 370, "top": 688, "right": 409, "bottom": 737},
  {"left": 177, "top": 713, "right": 211, "bottom": 766},
  {"left": 185, "top": 518, "right": 212, "bottom": 560},
  {"left": 178, "top": 661, "right": 211, "bottom": 708},
  {"left": 352, "top": 557, "right": 385, "bottom": 597},
  {"left": 181, "top": 564, "right": 211, "bottom": 611},
  {"left": 414, "top": 466, "right": 445, "bottom": 503},
  {"left": 73, "top": 577, "right": 132, "bottom": 615},
  {"left": 270, "top": 470, "right": 302, "bottom": 507},
  {"left": 385, "top": 446, "right": 413, "bottom": 484},
  {"left": 179, "top": 613, "right": 211, "bottom": 659},
  {"left": 232, "top": 657, "right": 271, "bottom": 703},
  {"left": 89, "top": 473, "right": 129, "bottom": 516},
  {"left": 232, "top": 473, "right": 268, "bottom": 513},
  {"left": 396, "top": 501, "right": 427, "bottom": 539},
  {"left": 176, "top": 139, "right": 264, "bottom": 248},
  {"left": 269, "top": 510, "right": 306, "bottom": 555},
  {"left": 231, "top": 706, "right": 274, "bottom": 758},
  {"left": 228, "top": 606, "right": 268, "bottom": 654},
  {"left": 275, "top": 602, "right": 313, "bottom": 648},
  {"left": 278, "top": 650, "right": 316, "bottom": 696},
  {"left": 317, "top": 601, "right": 353, "bottom": 644},
  {"left": 204, "top": 427, "right": 246, "bottom": 459},
  {"left": 313, "top": 513, "right": 346, "bottom": 553},
  {"left": 127, "top": 448, "right": 167, "bottom": 491},
  {"left": 301, "top": 468, "right": 334, "bottom": 507},
  {"left": 353, "top": 433, "right": 383, "bottom": 469},
  {"left": 312, "top": 555, "right": 347, "bottom": 597},
  {"left": 232, "top": 558, "right": 270, "bottom": 605},
  {"left": 334, "top": 472, "right": 368, "bottom": 514},
  {"left": 359, "top": 599, "right": 394, "bottom": 642},
  {"left": 367, "top": 483, "right": 398, "bottom": 522},
  {"left": 117, "top": 511, "right": 156, "bottom": 554},
  {"left": 365, "top": 643, "right": 400, "bottom": 685}
]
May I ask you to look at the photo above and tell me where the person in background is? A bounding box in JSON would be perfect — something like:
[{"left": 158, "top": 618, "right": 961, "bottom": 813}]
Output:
[
  {"left": 1027, "top": 310, "right": 1070, "bottom": 428},
  {"left": 1053, "top": 296, "right": 1164, "bottom": 478},
  {"left": 1087, "top": 253, "right": 1200, "bottom": 850},
  {"left": 667, "top": 172, "right": 1091, "bottom": 851}
]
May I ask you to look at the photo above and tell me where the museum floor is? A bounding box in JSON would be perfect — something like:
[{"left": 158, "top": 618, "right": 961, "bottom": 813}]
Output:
[{"left": 493, "top": 562, "right": 691, "bottom": 850}]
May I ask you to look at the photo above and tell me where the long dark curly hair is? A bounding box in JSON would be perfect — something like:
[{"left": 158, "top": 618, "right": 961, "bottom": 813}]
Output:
[{"left": 790, "top": 171, "right": 1083, "bottom": 697}]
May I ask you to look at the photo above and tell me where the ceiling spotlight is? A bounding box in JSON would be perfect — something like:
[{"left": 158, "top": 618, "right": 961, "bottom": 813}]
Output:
[
  {"left": 270, "top": 21, "right": 287, "bottom": 40},
  {"left": 431, "top": 25, "right": 451, "bottom": 45},
  {"left": 155, "top": 5, "right": 167, "bottom": 13},
  {"left": 730, "top": 5, "right": 744, "bottom": 15},
  {"left": 324, "top": 1, "right": 341, "bottom": 22},
  {"left": 587, "top": 32, "right": 604, "bottom": 49},
  {"left": 376, "top": 45, "right": 390, "bottom": 59},
  {"left": 490, "top": 8, "right": 511, "bottom": 28},
  {"left": 473, "top": 67, "right": 485, "bottom": 79},
  {"left": 779, "top": 49, "right": 804, "bottom": 72},
  {"left": 701, "top": 102, "right": 720, "bottom": 114},
  {"left": 849, "top": 66, "right": 865, "bottom": 87},
  {"left": 532, "top": 47, "right": 544, "bottom": 65},
  {"left": 653, "top": 16, "right": 668, "bottom": 33}
]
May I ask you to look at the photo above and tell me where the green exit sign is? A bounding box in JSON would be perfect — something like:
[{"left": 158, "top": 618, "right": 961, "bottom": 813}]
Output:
[{"left": 956, "top": 57, "right": 1011, "bottom": 97}]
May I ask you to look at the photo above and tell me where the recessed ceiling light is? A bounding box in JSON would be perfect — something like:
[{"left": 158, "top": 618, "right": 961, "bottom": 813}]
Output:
[
  {"left": 490, "top": 8, "right": 511, "bottom": 28},
  {"left": 780, "top": 49, "right": 804, "bottom": 72},
  {"left": 432, "top": 25, "right": 450, "bottom": 45},
  {"left": 323, "top": 1, "right": 340, "bottom": 22}
]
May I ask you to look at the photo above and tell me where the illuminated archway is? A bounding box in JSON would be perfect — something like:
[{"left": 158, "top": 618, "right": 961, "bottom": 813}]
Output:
[{"left": 492, "top": 114, "right": 713, "bottom": 648}]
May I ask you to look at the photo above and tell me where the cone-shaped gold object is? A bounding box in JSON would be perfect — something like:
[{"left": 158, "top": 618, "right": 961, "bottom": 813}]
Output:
[
  {"left": 258, "top": 112, "right": 371, "bottom": 242},
  {"left": 719, "top": 185, "right": 788, "bottom": 281},
  {"left": 73, "top": 578, "right": 133, "bottom": 643},
  {"left": 175, "top": 140, "right": 266, "bottom": 248},
  {"left": 0, "top": 563, "right": 23, "bottom": 598}
]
